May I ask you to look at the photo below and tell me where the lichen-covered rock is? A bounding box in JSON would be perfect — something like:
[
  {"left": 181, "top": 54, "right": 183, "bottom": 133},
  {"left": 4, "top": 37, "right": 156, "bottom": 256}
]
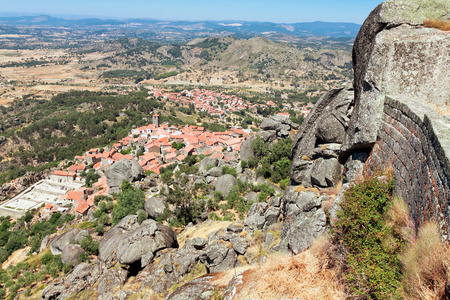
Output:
[
  {"left": 50, "top": 228, "right": 80, "bottom": 255},
  {"left": 206, "top": 166, "right": 222, "bottom": 177},
  {"left": 310, "top": 158, "right": 343, "bottom": 188},
  {"left": 341, "top": 0, "right": 450, "bottom": 157},
  {"left": 203, "top": 242, "right": 238, "bottom": 273},
  {"left": 106, "top": 159, "right": 144, "bottom": 195},
  {"left": 215, "top": 174, "right": 237, "bottom": 197},
  {"left": 97, "top": 268, "right": 129, "bottom": 298},
  {"left": 61, "top": 244, "right": 84, "bottom": 265},
  {"left": 198, "top": 157, "right": 223, "bottom": 175},
  {"left": 42, "top": 262, "right": 106, "bottom": 300},
  {"left": 144, "top": 197, "right": 166, "bottom": 219},
  {"left": 280, "top": 188, "right": 328, "bottom": 254},
  {"left": 240, "top": 136, "right": 256, "bottom": 162},
  {"left": 99, "top": 219, "right": 178, "bottom": 268},
  {"left": 244, "top": 202, "right": 268, "bottom": 230},
  {"left": 166, "top": 274, "right": 217, "bottom": 300},
  {"left": 290, "top": 86, "right": 353, "bottom": 186}
]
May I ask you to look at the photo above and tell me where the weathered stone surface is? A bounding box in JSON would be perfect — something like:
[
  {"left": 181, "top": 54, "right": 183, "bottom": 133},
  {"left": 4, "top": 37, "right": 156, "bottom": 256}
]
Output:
[
  {"left": 166, "top": 274, "right": 217, "bottom": 300},
  {"left": 263, "top": 207, "right": 280, "bottom": 230},
  {"left": 240, "top": 136, "right": 256, "bottom": 161},
  {"left": 316, "top": 116, "right": 346, "bottom": 143},
  {"left": 258, "top": 130, "right": 276, "bottom": 142},
  {"left": 116, "top": 214, "right": 140, "bottom": 231},
  {"left": 280, "top": 188, "right": 328, "bottom": 254},
  {"left": 106, "top": 159, "right": 144, "bottom": 195},
  {"left": 61, "top": 244, "right": 84, "bottom": 265},
  {"left": 290, "top": 86, "right": 353, "bottom": 186},
  {"left": 215, "top": 174, "right": 237, "bottom": 197},
  {"left": 98, "top": 227, "right": 127, "bottom": 265},
  {"left": 144, "top": 197, "right": 166, "bottom": 219},
  {"left": 190, "top": 237, "right": 208, "bottom": 250},
  {"left": 310, "top": 158, "right": 343, "bottom": 188},
  {"left": 39, "top": 235, "right": 50, "bottom": 253},
  {"left": 50, "top": 228, "right": 80, "bottom": 255},
  {"left": 117, "top": 221, "right": 178, "bottom": 267},
  {"left": 99, "top": 220, "right": 178, "bottom": 267},
  {"left": 342, "top": 0, "right": 450, "bottom": 157},
  {"left": 230, "top": 237, "right": 248, "bottom": 255},
  {"left": 243, "top": 191, "right": 258, "bottom": 203},
  {"left": 97, "top": 268, "right": 128, "bottom": 297},
  {"left": 227, "top": 224, "right": 244, "bottom": 233},
  {"left": 206, "top": 166, "right": 222, "bottom": 177},
  {"left": 42, "top": 262, "right": 106, "bottom": 300},
  {"left": 203, "top": 242, "right": 238, "bottom": 273},
  {"left": 198, "top": 157, "right": 223, "bottom": 174}
]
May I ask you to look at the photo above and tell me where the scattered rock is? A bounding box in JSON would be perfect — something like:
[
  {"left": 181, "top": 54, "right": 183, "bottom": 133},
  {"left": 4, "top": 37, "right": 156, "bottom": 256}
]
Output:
[
  {"left": 310, "top": 158, "right": 343, "bottom": 188},
  {"left": 144, "top": 197, "right": 166, "bottom": 219},
  {"left": 61, "top": 244, "right": 85, "bottom": 265},
  {"left": 215, "top": 174, "right": 237, "bottom": 197},
  {"left": 97, "top": 268, "right": 129, "bottom": 298},
  {"left": 198, "top": 157, "right": 223, "bottom": 174},
  {"left": 50, "top": 228, "right": 80, "bottom": 255},
  {"left": 106, "top": 159, "right": 144, "bottom": 195}
]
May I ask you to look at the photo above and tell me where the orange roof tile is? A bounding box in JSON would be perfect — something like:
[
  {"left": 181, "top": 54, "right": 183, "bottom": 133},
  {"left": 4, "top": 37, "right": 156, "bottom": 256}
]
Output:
[{"left": 76, "top": 202, "right": 89, "bottom": 214}]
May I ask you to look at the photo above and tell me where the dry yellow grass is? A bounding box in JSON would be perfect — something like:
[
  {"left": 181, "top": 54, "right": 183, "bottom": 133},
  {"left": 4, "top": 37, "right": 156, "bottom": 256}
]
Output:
[
  {"left": 423, "top": 19, "right": 450, "bottom": 31},
  {"left": 400, "top": 222, "right": 450, "bottom": 300},
  {"left": 177, "top": 221, "right": 233, "bottom": 248},
  {"left": 227, "top": 237, "right": 345, "bottom": 300},
  {"left": 2, "top": 246, "right": 30, "bottom": 269}
]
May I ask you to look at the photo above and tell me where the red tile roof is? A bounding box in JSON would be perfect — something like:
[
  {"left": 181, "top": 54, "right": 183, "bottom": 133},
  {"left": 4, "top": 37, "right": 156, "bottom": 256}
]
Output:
[{"left": 76, "top": 202, "right": 89, "bottom": 214}]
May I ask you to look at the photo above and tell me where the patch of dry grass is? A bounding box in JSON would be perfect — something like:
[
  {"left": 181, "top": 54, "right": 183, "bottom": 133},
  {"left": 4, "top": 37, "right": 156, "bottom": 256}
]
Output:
[
  {"left": 400, "top": 222, "right": 450, "bottom": 300},
  {"left": 423, "top": 19, "right": 450, "bottom": 31},
  {"left": 229, "top": 237, "right": 345, "bottom": 300}
]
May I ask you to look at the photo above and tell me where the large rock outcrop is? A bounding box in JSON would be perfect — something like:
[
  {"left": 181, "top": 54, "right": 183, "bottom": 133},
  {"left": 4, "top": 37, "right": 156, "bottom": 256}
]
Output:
[
  {"left": 290, "top": 85, "right": 353, "bottom": 187},
  {"left": 285, "top": 0, "right": 450, "bottom": 252},
  {"left": 342, "top": 0, "right": 450, "bottom": 156},
  {"left": 106, "top": 159, "right": 144, "bottom": 194},
  {"left": 98, "top": 218, "right": 178, "bottom": 268}
]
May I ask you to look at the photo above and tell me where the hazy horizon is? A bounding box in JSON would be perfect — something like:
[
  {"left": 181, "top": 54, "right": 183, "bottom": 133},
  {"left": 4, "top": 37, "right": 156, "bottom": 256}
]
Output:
[{"left": 2, "top": 0, "right": 383, "bottom": 24}]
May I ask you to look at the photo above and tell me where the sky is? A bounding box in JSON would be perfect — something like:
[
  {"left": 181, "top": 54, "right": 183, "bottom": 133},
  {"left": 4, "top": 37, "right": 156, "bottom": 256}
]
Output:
[{"left": 2, "top": 0, "right": 384, "bottom": 24}]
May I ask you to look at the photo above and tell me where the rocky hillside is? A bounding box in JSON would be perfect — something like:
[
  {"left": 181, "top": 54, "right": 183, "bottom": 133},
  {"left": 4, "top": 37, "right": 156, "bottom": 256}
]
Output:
[
  {"left": 83, "top": 36, "right": 353, "bottom": 89},
  {"left": 0, "top": 0, "right": 449, "bottom": 299}
]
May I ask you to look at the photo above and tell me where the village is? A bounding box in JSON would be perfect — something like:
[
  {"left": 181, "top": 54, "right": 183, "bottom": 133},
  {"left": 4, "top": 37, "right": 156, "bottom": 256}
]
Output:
[
  {"left": 0, "top": 112, "right": 254, "bottom": 218},
  {"left": 148, "top": 88, "right": 312, "bottom": 117},
  {"left": 0, "top": 87, "right": 312, "bottom": 220}
]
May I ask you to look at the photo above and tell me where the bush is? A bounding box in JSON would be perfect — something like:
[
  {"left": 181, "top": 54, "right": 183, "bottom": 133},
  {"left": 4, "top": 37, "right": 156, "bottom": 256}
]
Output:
[
  {"left": 222, "top": 165, "right": 237, "bottom": 177},
  {"left": 62, "top": 262, "right": 73, "bottom": 274},
  {"left": 332, "top": 173, "right": 403, "bottom": 299},
  {"left": 80, "top": 235, "right": 99, "bottom": 255},
  {"left": 279, "top": 178, "right": 289, "bottom": 190},
  {"left": 41, "top": 252, "right": 53, "bottom": 265},
  {"left": 137, "top": 209, "right": 148, "bottom": 224}
]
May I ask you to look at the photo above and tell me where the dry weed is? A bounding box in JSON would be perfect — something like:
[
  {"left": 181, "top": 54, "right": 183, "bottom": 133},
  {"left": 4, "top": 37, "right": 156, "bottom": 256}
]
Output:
[
  {"left": 400, "top": 222, "right": 450, "bottom": 300},
  {"left": 232, "top": 237, "right": 345, "bottom": 299},
  {"left": 423, "top": 19, "right": 450, "bottom": 31}
]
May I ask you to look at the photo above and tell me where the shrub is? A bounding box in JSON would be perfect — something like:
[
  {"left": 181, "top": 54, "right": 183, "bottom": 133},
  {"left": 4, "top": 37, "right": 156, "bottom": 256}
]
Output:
[
  {"left": 222, "top": 165, "right": 237, "bottom": 177},
  {"left": 41, "top": 252, "right": 53, "bottom": 265},
  {"left": 80, "top": 235, "right": 99, "bottom": 255},
  {"left": 332, "top": 173, "right": 403, "bottom": 299},
  {"left": 137, "top": 209, "right": 148, "bottom": 224},
  {"left": 62, "top": 262, "right": 73, "bottom": 274},
  {"left": 279, "top": 178, "right": 289, "bottom": 190}
]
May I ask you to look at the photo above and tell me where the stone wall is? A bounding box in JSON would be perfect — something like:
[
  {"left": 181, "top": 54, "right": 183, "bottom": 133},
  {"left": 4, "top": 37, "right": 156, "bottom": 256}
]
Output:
[{"left": 363, "top": 96, "right": 450, "bottom": 238}]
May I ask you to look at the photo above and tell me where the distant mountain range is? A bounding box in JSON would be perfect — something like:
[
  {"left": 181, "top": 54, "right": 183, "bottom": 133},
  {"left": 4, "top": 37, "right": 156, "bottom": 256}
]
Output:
[{"left": 0, "top": 15, "right": 361, "bottom": 38}]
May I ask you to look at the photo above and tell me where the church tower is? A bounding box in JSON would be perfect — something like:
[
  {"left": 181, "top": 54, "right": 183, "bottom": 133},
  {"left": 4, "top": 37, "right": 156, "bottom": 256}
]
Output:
[{"left": 152, "top": 113, "right": 160, "bottom": 127}]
